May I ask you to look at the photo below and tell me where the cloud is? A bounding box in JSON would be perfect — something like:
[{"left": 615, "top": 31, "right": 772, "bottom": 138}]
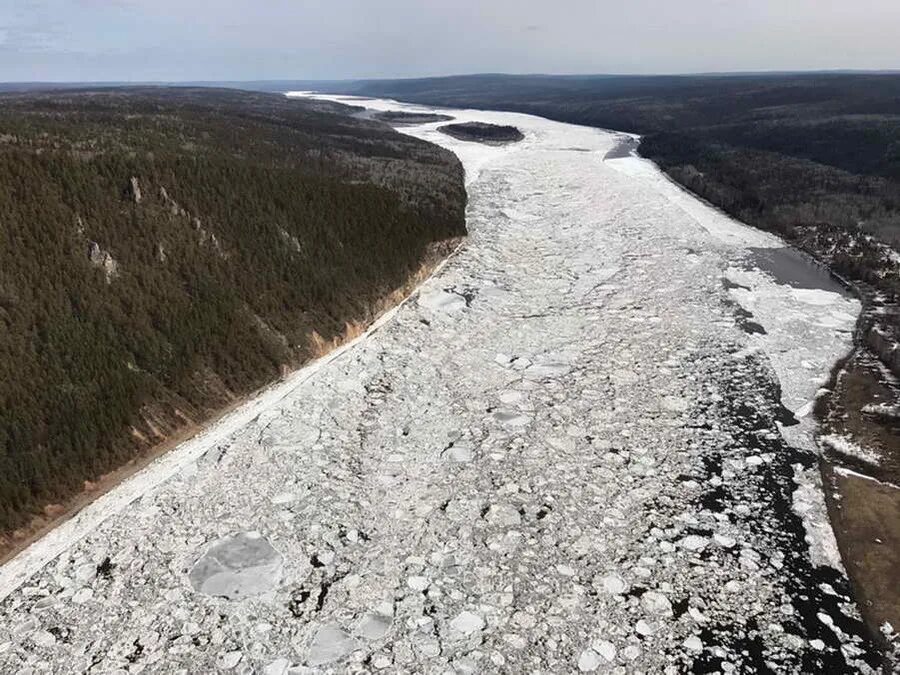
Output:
[
  {"left": 2, "top": 24, "right": 61, "bottom": 52},
  {"left": 1, "top": 0, "right": 64, "bottom": 52},
  {"left": 2, "top": 1, "right": 900, "bottom": 81}
]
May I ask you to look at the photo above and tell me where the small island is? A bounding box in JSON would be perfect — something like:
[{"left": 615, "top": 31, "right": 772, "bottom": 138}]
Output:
[
  {"left": 438, "top": 122, "right": 524, "bottom": 145},
  {"left": 373, "top": 110, "right": 455, "bottom": 125}
]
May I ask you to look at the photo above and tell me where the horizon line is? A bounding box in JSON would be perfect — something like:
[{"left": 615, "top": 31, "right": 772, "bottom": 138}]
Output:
[{"left": 2, "top": 68, "right": 900, "bottom": 86}]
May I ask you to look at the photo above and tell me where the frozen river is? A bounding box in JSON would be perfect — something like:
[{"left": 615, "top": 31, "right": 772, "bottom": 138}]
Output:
[{"left": 0, "top": 96, "right": 880, "bottom": 672}]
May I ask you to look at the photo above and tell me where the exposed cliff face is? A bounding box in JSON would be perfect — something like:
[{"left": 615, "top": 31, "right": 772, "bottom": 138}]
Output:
[
  {"left": 86, "top": 241, "right": 119, "bottom": 283},
  {"left": 127, "top": 176, "right": 142, "bottom": 204},
  {"left": 0, "top": 87, "right": 466, "bottom": 539}
]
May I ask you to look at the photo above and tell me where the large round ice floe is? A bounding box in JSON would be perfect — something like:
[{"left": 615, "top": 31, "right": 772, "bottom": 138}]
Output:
[{"left": 188, "top": 531, "right": 283, "bottom": 599}]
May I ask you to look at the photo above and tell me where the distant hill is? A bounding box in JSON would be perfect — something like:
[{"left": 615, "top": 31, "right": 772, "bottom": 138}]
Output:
[{"left": 0, "top": 87, "right": 465, "bottom": 539}]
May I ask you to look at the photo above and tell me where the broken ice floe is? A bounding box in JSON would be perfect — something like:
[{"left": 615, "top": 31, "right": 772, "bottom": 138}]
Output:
[
  {"left": 354, "top": 605, "right": 394, "bottom": 641},
  {"left": 307, "top": 624, "right": 359, "bottom": 666},
  {"left": 449, "top": 610, "right": 485, "bottom": 635},
  {"left": 417, "top": 288, "right": 467, "bottom": 313},
  {"left": 0, "top": 94, "right": 881, "bottom": 674},
  {"left": 524, "top": 360, "right": 571, "bottom": 380},
  {"left": 188, "top": 532, "right": 283, "bottom": 599}
]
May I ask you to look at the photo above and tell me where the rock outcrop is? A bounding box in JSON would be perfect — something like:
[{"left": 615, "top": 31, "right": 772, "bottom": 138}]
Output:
[
  {"left": 159, "top": 186, "right": 186, "bottom": 216},
  {"left": 87, "top": 241, "right": 119, "bottom": 282},
  {"left": 127, "top": 176, "right": 142, "bottom": 203}
]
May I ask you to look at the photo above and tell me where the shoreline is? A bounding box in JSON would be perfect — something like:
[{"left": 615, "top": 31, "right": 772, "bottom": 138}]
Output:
[
  {"left": 0, "top": 393, "right": 246, "bottom": 566},
  {"left": 651, "top": 148, "right": 899, "bottom": 662},
  {"left": 814, "top": 314, "right": 900, "bottom": 661}
]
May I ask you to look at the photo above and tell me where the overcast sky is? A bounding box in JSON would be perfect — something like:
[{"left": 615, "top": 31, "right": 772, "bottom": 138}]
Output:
[{"left": 2, "top": 0, "right": 899, "bottom": 82}]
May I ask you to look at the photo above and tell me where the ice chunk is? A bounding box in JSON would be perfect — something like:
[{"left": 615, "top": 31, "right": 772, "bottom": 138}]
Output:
[
  {"left": 188, "top": 532, "right": 283, "bottom": 599},
  {"left": 641, "top": 591, "right": 673, "bottom": 617},
  {"left": 418, "top": 289, "right": 466, "bottom": 313},
  {"left": 355, "top": 612, "right": 393, "bottom": 641},
  {"left": 450, "top": 611, "right": 485, "bottom": 634},
  {"left": 308, "top": 624, "right": 359, "bottom": 666}
]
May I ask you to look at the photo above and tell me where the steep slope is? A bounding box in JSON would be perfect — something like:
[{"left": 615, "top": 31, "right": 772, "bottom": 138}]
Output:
[{"left": 0, "top": 87, "right": 465, "bottom": 541}]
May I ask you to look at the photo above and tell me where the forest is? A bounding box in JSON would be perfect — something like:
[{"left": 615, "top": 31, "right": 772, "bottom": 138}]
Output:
[{"left": 0, "top": 87, "right": 466, "bottom": 538}]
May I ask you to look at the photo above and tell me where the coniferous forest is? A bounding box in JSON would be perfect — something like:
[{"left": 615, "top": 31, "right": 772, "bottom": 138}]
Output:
[{"left": 0, "top": 88, "right": 466, "bottom": 538}]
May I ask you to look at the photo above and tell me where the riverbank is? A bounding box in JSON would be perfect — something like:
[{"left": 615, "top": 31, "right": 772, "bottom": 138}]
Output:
[
  {"left": 0, "top": 235, "right": 463, "bottom": 592},
  {"left": 650, "top": 156, "right": 900, "bottom": 663},
  {"left": 816, "top": 317, "right": 900, "bottom": 662}
]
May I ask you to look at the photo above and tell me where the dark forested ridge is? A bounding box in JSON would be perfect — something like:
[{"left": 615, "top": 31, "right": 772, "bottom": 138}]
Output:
[{"left": 0, "top": 87, "right": 465, "bottom": 538}]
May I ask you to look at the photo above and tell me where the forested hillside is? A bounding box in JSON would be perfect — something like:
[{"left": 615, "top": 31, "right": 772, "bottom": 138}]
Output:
[{"left": 0, "top": 88, "right": 465, "bottom": 539}]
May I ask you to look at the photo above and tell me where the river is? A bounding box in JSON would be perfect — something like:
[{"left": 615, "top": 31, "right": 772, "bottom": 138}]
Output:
[{"left": 0, "top": 96, "right": 880, "bottom": 672}]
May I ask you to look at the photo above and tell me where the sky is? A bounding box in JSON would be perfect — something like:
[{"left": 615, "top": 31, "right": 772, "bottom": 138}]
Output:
[{"left": 2, "top": 0, "right": 899, "bottom": 82}]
